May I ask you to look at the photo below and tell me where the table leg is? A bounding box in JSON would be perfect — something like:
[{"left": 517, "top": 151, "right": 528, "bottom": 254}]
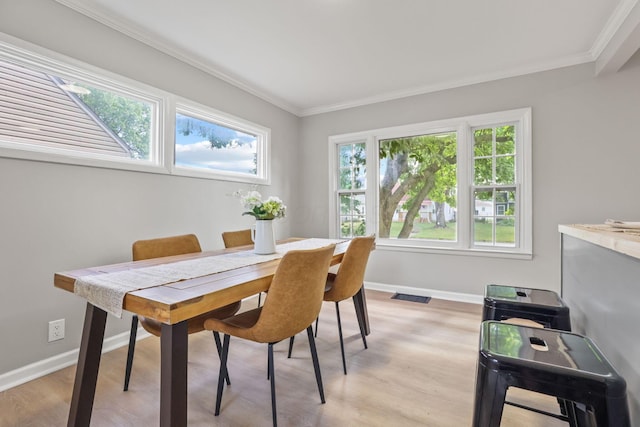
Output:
[
  {"left": 160, "top": 321, "right": 188, "bottom": 427},
  {"left": 67, "top": 302, "right": 107, "bottom": 427},
  {"left": 352, "top": 286, "right": 370, "bottom": 336}
]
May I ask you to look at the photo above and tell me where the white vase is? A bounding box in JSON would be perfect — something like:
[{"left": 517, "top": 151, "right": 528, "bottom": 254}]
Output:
[{"left": 251, "top": 219, "right": 276, "bottom": 254}]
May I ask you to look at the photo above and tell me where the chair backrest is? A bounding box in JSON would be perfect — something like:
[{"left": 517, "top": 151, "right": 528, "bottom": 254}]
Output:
[
  {"left": 221, "top": 229, "right": 253, "bottom": 248},
  {"left": 324, "top": 235, "right": 375, "bottom": 301},
  {"left": 132, "top": 234, "right": 202, "bottom": 261},
  {"left": 250, "top": 244, "right": 336, "bottom": 343}
]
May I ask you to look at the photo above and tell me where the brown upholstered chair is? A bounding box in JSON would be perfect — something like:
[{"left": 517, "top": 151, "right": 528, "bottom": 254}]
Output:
[
  {"left": 289, "top": 235, "right": 375, "bottom": 374},
  {"left": 123, "top": 234, "right": 242, "bottom": 391},
  {"left": 221, "top": 229, "right": 253, "bottom": 248},
  {"left": 204, "top": 244, "right": 336, "bottom": 427}
]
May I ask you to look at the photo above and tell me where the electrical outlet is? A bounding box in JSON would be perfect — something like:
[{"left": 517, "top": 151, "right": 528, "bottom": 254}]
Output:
[{"left": 48, "top": 319, "right": 65, "bottom": 342}]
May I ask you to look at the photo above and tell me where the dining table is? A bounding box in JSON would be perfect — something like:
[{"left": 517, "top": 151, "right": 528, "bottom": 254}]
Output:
[{"left": 54, "top": 237, "right": 370, "bottom": 427}]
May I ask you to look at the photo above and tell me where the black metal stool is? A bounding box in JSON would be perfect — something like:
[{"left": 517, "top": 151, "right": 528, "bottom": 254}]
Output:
[
  {"left": 483, "top": 284, "right": 571, "bottom": 331},
  {"left": 473, "top": 321, "right": 630, "bottom": 427}
]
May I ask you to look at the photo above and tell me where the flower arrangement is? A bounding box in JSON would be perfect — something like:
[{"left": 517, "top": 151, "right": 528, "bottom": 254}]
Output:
[{"left": 235, "top": 190, "right": 286, "bottom": 220}]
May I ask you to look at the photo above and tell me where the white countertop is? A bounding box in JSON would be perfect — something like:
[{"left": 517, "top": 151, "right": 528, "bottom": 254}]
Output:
[{"left": 559, "top": 224, "right": 640, "bottom": 260}]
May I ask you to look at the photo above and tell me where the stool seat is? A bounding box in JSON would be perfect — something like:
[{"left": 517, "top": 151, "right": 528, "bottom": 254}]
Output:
[
  {"left": 483, "top": 284, "right": 571, "bottom": 331},
  {"left": 473, "top": 321, "right": 630, "bottom": 427}
]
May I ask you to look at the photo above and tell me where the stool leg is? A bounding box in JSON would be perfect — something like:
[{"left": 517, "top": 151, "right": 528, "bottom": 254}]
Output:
[
  {"left": 563, "top": 400, "right": 579, "bottom": 427},
  {"left": 473, "top": 363, "right": 508, "bottom": 427}
]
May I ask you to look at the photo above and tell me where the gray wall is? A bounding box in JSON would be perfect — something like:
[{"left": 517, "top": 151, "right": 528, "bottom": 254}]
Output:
[
  {"left": 295, "top": 54, "right": 640, "bottom": 297},
  {"left": 0, "top": 0, "right": 299, "bottom": 375}
]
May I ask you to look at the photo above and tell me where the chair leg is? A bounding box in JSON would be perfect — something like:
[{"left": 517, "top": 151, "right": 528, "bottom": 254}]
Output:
[
  {"left": 314, "top": 316, "right": 319, "bottom": 337},
  {"left": 356, "top": 309, "right": 368, "bottom": 350},
  {"left": 287, "top": 335, "right": 295, "bottom": 359},
  {"left": 352, "top": 286, "right": 371, "bottom": 336},
  {"left": 335, "top": 302, "right": 347, "bottom": 375},
  {"left": 306, "top": 325, "right": 326, "bottom": 404},
  {"left": 215, "top": 334, "right": 231, "bottom": 416},
  {"left": 268, "top": 343, "right": 278, "bottom": 427},
  {"left": 123, "top": 314, "right": 138, "bottom": 391},
  {"left": 258, "top": 292, "right": 262, "bottom": 307},
  {"left": 213, "top": 331, "right": 231, "bottom": 385}
]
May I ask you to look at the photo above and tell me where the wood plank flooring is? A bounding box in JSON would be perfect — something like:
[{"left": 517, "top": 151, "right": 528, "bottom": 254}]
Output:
[{"left": 0, "top": 290, "right": 567, "bottom": 426}]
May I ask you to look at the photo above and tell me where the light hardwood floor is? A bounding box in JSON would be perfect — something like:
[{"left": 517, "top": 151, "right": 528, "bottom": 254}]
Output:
[{"left": 0, "top": 290, "right": 567, "bottom": 426}]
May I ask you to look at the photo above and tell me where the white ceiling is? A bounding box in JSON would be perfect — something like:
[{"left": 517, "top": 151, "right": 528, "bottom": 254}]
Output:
[{"left": 56, "top": 0, "right": 640, "bottom": 116}]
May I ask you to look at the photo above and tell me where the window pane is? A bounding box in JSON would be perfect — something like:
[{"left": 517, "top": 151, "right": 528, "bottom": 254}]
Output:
[
  {"left": 0, "top": 59, "right": 153, "bottom": 161},
  {"left": 474, "top": 190, "right": 493, "bottom": 217},
  {"left": 175, "top": 113, "right": 258, "bottom": 175},
  {"left": 495, "top": 125, "right": 515, "bottom": 155},
  {"left": 474, "top": 158, "right": 492, "bottom": 185},
  {"left": 474, "top": 216, "right": 494, "bottom": 245},
  {"left": 340, "top": 194, "right": 352, "bottom": 215},
  {"left": 338, "top": 142, "right": 366, "bottom": 190},
  {"left": 340, "top": 216, "right": 353, "bottom": 238},
  {"left": 339, "top": 192, "right": 366, "bottom": 237},
  {"left": 379, "top": 132, "right": 457, "bottom": 241},
  {"left": 353, "top": 216, "right": 367, "bottom": 236},
  {"left": 339, "top": 145, "right": 352, "bottom": 168},
  {"left": 474, "top": 188, "right": 517, "bottom": 247},
  {"left": 496, "top": 217, "right": 516, "bottom": 245},
  {"left": 340, "top": 168, "right": 353, "bottom": 190},
  {"left": 339, "top": 193, "right": 366, "bottom": 216},
  {"left": 496, "top": 190, "right": 516, "bottom": 216},
  {"left": 495, "top": 155, "right": 515, "bottom": 184},
  {"left": 473, "top": 129, "right": 492, "bottom": 157}
]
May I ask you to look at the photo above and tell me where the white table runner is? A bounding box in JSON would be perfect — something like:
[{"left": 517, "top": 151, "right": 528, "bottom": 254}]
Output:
[{"left": 74, "top": 238, "right": 345, "bottom": 317}]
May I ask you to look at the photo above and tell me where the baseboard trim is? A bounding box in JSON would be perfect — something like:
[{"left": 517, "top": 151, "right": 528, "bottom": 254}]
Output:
[
  {"left": 0, "top": 328, "right": 150, "bottom": 392},
  {"left": 365, "top": 281, "right": 483, "bottom": 305}
]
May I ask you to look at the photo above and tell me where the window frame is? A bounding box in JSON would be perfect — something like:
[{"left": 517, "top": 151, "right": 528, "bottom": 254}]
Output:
[
  {"left": 0, "top": 35, "right": 271, "bottom": 185},
  {"left": 328, "top": 108, "right": 532, "bottom": 259},
  {"left": 171, "top": 100, "right": 270, "bottom": 184},
  {"left": 335, "top": 141, "right": 368, "bottom": 238}
]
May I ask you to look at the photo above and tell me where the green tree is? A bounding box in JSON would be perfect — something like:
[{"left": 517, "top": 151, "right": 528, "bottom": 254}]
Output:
[
  {"left": 379, "top": 133, "right": 457, "bottom": 238},
  {"left": 472, "top": 125, "right": 515, "bottom": 186},
  {"left": 378, "top": 125, "right": 516, "bottom": 240},
  {"left": 78, "top": 90, "right": 151, "bottom": 159}
]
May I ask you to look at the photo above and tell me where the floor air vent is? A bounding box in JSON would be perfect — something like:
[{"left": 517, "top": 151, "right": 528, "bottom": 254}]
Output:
[{"left": 391, "top": 293, "right": 431, "bottom": 304}]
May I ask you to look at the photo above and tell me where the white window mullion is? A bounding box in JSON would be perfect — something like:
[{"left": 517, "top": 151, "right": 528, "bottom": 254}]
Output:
[
  {"left": 366, "top": 135, "right": 377, "bottom": 237},
  {"left": 457, "top": 123, "right": 471, "bottom": 250},
  {"left": 163, "top": 96, "right": 175, "bottom": 174}
]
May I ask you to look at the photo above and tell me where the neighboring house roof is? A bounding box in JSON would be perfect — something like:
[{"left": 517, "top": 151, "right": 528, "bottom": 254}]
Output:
[{"left": 0, "top": 60, "right": 132, "bottom": 157}]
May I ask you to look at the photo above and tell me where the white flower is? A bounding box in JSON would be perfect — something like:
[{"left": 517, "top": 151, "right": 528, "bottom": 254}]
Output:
[{"left": 234, "top": 190, "right": 286, "bottom": 220}]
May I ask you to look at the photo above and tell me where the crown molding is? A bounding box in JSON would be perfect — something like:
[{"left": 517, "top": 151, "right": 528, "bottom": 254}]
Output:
[
  {"left": 54, "top": 0, "right": 629, "bottom": 118},
  {"left": 592, "top": 0, "right": 640, "bottom": 75},
  {"left": 299, "top": 52, "right": 593, "bottom": 117},
  {"left": 590, "top": 0, "right": 639, "bottom": 59}
]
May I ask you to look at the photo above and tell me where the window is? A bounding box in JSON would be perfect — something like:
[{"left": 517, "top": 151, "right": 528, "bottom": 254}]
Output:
[
  {"left": 0, "top": 56, "right": 157, "bottom": 164},
  {"left": 174, "top": 103, "right": 269, "bottom": 183},
  {"left": 337, "top": 142, "right": 367, "bottom": 237},
  {"left": 329, "top": 108, "right": 532, "bottom": 257},
  {"left": 0, "top": 37, "right": 270, "bottom": 184}
]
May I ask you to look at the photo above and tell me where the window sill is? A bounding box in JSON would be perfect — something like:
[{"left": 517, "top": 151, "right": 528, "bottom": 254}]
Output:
[{"left": 375, "top": 241, "right": 533, "bottom": 260}]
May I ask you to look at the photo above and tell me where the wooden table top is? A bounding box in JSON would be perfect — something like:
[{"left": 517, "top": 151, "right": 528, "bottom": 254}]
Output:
[{"left": 54, "top": 239, "right": 350, "bottom": 324}]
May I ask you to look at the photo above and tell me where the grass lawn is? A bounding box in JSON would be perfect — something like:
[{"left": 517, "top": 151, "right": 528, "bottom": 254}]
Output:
[{"left": 389, "top": 221, "right": 515, "bottom": 243}]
